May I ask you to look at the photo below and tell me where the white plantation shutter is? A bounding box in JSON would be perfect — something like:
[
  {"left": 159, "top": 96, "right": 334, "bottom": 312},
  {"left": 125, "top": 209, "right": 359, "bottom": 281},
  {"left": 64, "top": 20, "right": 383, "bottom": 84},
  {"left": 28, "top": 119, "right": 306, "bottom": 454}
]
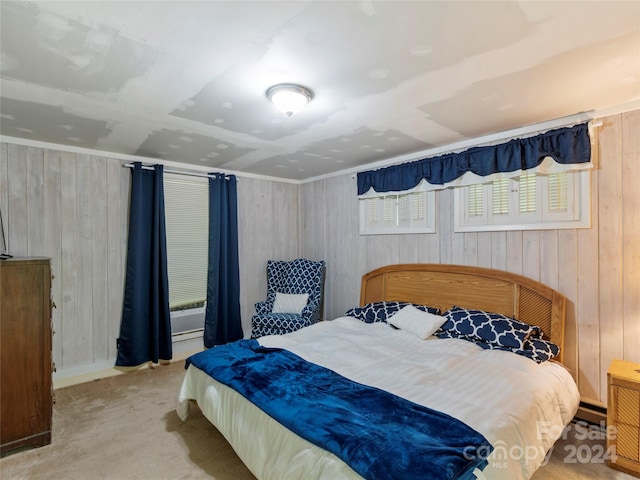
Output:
[
  {"left": 383, "top": 196, "right": 397, "bottom": 226},
  {"left": 543, "top": 172, "right": 579, "bottom": 222},
  {"left": 410, "top": 192, "right": 425, "bottom": 224},
  {"left": 454, "top": 170, "right": 590, "bottom": 232},
  {"left": 367, "top": 198, "right": 379, "bottom": 226},
  {"left": 492, "top": 178, "right": 510, "bottom": 215},
  {"left": 398, "top": 194, "right": 410, "bottom": 224},
  {"left": 548, "top": 173, "right": 568, "bottom": 212},
  {"left": 360, "top": 191, "right": 435, "bottom": 234},
  {"left": 468, "top": 184, "right": 484, "bottom": 217},
  {"left": 163, "top": 174, "right": 209, "bottom": 310},
  {"left": 519, "top": 174, "right": 537, "bottom": 213},
  {"left": 461, "top": 183, "right": 487, "bottom": 227}
]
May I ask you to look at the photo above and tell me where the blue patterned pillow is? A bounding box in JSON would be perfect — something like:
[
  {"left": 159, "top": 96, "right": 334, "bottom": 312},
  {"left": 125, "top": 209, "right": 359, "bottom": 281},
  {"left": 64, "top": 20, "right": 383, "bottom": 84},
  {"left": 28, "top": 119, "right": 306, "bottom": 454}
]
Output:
[
  {"left": 434, "top": 329, "right": 467, "bottom": 340},
  {"left": 436, "top": 306, "right": 541, "bottom": 350},
  {"left": 515, "top": 338, "right": 560, "bottom": 363},
  {"left": 435, "top": 307, "right": 560, "bottom": 363},
  {"left": 344, "top": 301, "right": 440, "bottom": 324}
]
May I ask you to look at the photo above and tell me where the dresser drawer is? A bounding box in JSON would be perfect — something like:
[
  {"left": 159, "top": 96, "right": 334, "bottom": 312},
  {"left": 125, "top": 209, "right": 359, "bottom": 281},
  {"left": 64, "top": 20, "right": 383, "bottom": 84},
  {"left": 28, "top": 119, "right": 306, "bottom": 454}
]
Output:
[
  {"left": 616, "top": 421, "right": 640, "bottom": 462},
  {"left": 616, "top": 388, "right": 640, "bottom": 427},
  {"left": 608, "top": 360, "right": 640, "bottom": 477}
]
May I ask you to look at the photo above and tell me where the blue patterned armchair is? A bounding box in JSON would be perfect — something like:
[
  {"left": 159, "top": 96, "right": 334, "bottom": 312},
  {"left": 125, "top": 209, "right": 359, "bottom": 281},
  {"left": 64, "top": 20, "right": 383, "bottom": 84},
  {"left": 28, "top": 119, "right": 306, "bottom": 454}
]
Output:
[{"left": 251, "top": 259, "right": 326, "bottom": 338}]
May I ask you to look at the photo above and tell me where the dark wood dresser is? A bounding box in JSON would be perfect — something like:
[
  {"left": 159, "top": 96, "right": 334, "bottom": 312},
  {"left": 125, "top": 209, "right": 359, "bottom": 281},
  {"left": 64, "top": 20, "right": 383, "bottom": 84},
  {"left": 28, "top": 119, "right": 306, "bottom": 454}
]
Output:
[{"left": 0, "top": 257, "right": 52, "bottom": 455}]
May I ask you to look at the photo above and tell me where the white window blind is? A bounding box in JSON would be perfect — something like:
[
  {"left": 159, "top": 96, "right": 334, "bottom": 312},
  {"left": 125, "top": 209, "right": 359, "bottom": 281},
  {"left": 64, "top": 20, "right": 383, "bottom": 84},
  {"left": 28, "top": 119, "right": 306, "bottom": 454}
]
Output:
[
  {"left": 360, "top": 191, "right": 435, "bottom": 235},
  {"left": 163, "top": 174, "right": 209, "bottom": 311},
  {"left": 455, "top": 170, "right": 590, "bottom": 232}
]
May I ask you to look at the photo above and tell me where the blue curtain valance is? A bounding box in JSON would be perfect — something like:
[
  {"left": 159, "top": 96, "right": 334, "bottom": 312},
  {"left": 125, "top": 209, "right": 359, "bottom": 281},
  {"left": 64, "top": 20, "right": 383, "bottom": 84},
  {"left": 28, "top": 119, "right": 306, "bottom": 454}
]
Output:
[{"left": 357, "top": 123, "right": 591, "bottom": 195}]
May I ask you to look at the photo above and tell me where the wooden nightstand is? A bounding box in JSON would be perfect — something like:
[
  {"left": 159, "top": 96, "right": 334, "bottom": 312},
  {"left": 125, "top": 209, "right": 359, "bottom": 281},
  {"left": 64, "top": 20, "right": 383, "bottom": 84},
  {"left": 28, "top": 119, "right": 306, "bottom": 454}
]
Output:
[{"left": 608, "top": 359, "right": 640, "bottom": 477}]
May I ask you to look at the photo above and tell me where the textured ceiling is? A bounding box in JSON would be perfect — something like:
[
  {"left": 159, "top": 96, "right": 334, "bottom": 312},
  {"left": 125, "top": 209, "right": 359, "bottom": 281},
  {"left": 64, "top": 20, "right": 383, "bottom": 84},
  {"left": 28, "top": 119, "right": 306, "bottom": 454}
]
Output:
[{"left": 1, "top": 1, "right": 639, "bottom": 180}]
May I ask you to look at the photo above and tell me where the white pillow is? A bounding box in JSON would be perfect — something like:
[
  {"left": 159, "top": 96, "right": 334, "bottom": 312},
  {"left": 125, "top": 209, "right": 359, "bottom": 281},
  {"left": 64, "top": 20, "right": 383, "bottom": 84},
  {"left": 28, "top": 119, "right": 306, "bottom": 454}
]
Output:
[
  {"left": 387, "top": 305, "right": 447, "bottom": 339},
  {"left": 272, "top": 292, "right": 309, "bottom": 314}
]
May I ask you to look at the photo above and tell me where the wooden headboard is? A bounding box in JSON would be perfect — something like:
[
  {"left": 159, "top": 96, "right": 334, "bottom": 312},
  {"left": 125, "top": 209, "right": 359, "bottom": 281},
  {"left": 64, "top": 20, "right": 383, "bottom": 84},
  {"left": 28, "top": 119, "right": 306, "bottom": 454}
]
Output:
[{"left": 360, "top": 264, "right": 567, "bottom": 363}]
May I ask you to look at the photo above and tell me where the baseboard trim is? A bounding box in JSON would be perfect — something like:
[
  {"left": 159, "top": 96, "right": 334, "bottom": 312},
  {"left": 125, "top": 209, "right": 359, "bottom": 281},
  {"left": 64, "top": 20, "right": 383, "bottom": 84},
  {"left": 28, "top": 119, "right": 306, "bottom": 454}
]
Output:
[
  {"left": 575, "top": 400, "right": 607, "bottom": 426},
  {"left": 53, "top": 339, "right": 204, "bottom": 390}
]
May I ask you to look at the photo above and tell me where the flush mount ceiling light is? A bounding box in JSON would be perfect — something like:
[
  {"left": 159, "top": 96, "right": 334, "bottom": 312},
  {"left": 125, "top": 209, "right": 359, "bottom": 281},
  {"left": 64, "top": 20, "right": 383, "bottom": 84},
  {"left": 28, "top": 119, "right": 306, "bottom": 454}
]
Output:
[{"left": 266, "top": 83, "right": 314, "bottom": 117}]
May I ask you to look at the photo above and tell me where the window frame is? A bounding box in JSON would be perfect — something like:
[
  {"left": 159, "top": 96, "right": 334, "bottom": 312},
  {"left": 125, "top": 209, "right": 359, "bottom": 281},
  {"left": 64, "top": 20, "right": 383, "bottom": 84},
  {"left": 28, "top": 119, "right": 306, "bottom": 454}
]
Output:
[
  {"left": 163, "top": 173, "right": 209, "bottom": 335},
  {"left": 359, "top": 190, "right": 436, "bottom": 235},
  {"left": 453, "top": 169, "right": 591, "bottom": 232}
]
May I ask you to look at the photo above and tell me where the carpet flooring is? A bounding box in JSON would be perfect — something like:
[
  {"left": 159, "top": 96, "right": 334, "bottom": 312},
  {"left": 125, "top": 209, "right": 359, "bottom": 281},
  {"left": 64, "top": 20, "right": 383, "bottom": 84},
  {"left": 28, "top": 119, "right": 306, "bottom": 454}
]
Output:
[{"left": 0, "top": 360, "right": 635, "bottom": 480}]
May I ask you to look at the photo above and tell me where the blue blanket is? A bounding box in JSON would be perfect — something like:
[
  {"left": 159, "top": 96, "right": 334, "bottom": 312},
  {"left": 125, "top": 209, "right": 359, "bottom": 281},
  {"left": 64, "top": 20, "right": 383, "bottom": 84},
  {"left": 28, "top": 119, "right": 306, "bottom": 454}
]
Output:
[{"left": 186, "top": 340, "right": 492, "bottom": 480}]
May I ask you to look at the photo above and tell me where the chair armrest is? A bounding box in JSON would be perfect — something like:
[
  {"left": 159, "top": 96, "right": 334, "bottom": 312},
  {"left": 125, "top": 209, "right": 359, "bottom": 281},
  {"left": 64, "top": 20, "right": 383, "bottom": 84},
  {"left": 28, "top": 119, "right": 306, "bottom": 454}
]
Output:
[
  {"left": 301, "top": 296, "right": 321, "bottom": 321},
  {"left": 255, "top": 300, "right": 272, "bottom": 315}
]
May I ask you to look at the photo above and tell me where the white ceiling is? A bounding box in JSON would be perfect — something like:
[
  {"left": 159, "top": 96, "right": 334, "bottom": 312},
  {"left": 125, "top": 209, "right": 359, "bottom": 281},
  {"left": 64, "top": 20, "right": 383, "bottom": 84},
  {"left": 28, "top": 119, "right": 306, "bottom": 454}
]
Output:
[{"left": 1, "top": 1, "right": 639, "bottom": 181}]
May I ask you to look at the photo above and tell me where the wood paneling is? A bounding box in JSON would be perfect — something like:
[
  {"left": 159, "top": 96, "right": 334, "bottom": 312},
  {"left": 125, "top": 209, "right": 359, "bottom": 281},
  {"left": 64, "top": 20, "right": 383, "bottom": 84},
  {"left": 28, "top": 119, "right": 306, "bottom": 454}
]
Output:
[
  {"left": 1, "top": 150, "right": 126, "bottom": 371},
  {"left": 598, "top": 115, "right": 625, "bottom": 402},
  {"left": 7, "top": 145, "right": 27, "bottom": 253},
  {"left": 2, "top": 147, "right": 299, "bottom": 376},
  {"left": 622, "top": 111, "right": 640, "bottom": 365},
  {"left": 105, "top": 159, "right": 124, "bottom": 364},
  {"left": 237, "top": 176, "right": 299, "bottom": 335},
  {"left": 43, "top": 149, "right": 62, "bottom": 368},
  {"left": 0, "top": 143, "right": 7, "bottom": 226},
  {"left": 300, "top": 110, "right": 640, "bottom": 405},
  {"left": 558, "top": 229, "right": 579, "bottom": 387}
]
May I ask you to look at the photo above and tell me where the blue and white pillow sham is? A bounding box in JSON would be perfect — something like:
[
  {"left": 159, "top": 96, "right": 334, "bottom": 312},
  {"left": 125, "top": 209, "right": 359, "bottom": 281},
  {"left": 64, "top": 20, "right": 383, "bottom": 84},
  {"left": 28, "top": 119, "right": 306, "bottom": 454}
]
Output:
[
  {"left": 435, "top": 306, "right": 559, "bottom": 363},
  {"left": 344, "top": 301, "right": 440, "bottom": 324},
  {"left": 467, "top": 337, "right": 560, "bottom": 364},
  {"left": 435, "top": 306, "right": 541, "bottom": 350},
  {"left": 517, "top": 338, "right": 560, "bottom": 363}
]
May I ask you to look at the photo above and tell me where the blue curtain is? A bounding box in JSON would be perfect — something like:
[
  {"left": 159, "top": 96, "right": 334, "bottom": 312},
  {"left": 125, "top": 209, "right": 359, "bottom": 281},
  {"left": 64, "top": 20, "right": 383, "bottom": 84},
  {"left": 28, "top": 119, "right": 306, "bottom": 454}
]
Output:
[
  {"left": 357, "top": 123, "right": 591, "bottom": 195},
  {"left": 204, "top": 174, "right": 243, "bottom": 347},
  {"left": 116, "top": 162, "right": 172, "bottom": 367}
]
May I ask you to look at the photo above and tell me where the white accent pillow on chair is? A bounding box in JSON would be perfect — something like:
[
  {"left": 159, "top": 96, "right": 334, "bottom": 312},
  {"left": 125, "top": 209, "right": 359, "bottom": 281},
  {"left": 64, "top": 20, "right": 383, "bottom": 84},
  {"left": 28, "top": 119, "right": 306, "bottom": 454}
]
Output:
[{"left": 272, "top": 292, "right": 309, "bottom": 314}]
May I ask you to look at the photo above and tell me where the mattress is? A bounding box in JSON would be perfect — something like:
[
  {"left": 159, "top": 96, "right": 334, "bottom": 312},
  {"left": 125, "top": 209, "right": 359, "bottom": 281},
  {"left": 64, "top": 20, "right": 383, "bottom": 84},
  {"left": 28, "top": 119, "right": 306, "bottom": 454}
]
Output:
[{"left": 177, "top": 316, "right": 580, "bottom": 480}]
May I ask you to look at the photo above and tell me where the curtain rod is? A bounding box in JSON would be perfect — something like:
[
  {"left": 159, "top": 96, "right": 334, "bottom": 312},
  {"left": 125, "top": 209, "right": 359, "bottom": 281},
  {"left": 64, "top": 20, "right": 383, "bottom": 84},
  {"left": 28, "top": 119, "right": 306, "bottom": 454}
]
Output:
[{"left": 123, "top": 163, "right": 233, "bottom": 180}]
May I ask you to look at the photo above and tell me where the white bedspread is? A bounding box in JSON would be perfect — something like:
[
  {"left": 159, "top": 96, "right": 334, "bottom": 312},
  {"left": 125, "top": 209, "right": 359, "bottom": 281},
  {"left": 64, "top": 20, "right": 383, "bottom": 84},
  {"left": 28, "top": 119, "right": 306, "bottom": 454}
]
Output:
[{"left": 178, "top": 317, "right": 580, "bottom": 480}]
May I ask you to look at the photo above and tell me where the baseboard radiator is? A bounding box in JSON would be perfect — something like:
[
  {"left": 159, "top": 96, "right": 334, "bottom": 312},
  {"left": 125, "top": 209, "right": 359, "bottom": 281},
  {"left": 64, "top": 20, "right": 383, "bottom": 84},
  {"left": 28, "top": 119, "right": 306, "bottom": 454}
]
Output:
[{"left": 575, "top": 400, "right": 607, "bottom": 427}]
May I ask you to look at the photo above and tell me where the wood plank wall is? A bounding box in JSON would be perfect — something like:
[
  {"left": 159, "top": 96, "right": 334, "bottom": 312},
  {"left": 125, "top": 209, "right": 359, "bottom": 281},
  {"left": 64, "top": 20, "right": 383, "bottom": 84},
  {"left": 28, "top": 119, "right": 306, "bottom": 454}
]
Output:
[
  {"left": 0, "top": 149, "right": 299, "bottom": 375},
  {"left": 0, "top": 149, "right": 130, "bottom": 374},
  {"left": 300, "top": 110, "right": 640, "bottom": 406},
  {"left": 237, "top": 176, "right": 300, "bottom": 331}
]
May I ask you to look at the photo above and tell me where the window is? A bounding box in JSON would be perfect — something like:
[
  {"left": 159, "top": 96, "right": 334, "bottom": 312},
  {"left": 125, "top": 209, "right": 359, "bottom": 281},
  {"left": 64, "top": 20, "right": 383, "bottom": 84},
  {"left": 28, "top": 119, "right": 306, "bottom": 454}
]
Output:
[
  {"left": 454, "top": 170, "right": 590, "bottom": 232},
  {"left": 360, "top": 191, "right": 436, "bottom": 234},
  {"left": 163, "top": 174, "right": 209, "bottom": 334}
]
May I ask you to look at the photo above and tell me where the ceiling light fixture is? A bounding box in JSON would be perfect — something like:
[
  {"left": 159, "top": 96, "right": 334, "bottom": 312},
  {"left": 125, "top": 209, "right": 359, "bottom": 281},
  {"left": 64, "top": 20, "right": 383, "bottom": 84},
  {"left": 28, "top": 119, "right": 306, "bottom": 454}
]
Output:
[{"left": 266, "top": 83, "right": 314, "bottom": 117}]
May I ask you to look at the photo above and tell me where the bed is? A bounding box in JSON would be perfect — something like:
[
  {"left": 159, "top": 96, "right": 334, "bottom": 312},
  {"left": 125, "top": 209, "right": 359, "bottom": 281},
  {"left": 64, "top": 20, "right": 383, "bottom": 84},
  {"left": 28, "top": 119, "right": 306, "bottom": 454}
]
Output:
[{"left": 177, "top": 264, "right": 580, "bottom": 480}]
